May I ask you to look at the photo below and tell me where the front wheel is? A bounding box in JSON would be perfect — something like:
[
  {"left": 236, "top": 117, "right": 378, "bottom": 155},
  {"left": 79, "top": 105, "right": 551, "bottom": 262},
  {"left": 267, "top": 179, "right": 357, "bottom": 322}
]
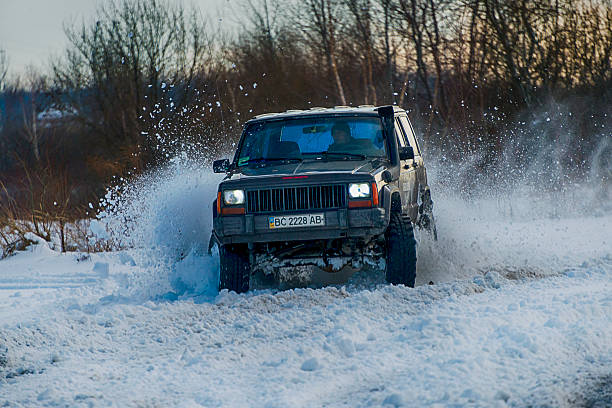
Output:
[
  {"left": 219, "top": 244, "right": 251, "bottom": 293},
  {"left": 385, "top": 213, "right": 417, "bottom": 287}
]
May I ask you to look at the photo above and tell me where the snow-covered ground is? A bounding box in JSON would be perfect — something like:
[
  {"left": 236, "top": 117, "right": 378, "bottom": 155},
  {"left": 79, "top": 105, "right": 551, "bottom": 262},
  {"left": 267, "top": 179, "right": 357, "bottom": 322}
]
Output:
[{"left": 1, "top": 163, "right": 611, "bottom": 407}]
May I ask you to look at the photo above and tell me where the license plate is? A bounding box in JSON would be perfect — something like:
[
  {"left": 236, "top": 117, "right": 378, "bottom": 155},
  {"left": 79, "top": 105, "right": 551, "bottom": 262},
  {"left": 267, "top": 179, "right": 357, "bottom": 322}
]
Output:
[{"left": 268, "top": 214, "right": 325, "bottom": 229}]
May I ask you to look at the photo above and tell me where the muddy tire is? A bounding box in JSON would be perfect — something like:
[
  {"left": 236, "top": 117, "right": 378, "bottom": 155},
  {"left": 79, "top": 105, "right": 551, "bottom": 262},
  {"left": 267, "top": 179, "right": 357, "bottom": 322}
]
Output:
[
  {"left": 385, "top": 213, "right": 417, "bottom": 287},
  {"left": 219, "top": 244, "right": 251, "bottom": 294}
]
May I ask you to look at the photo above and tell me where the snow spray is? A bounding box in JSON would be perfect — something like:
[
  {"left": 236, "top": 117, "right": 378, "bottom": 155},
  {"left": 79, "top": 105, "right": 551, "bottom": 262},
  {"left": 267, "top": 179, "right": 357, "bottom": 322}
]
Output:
[{"left": 96, "top": 102, "right": 610, "bottom": 299}]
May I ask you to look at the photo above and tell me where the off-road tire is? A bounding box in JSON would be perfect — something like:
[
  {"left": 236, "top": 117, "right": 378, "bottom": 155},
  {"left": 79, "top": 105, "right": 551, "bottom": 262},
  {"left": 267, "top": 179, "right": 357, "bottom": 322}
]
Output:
[
  {"left": 385, "top": 213, "right": 417, "bottom": 287},
  {"left": 219, "top": 244, "right": 251, "bottom": 293}
]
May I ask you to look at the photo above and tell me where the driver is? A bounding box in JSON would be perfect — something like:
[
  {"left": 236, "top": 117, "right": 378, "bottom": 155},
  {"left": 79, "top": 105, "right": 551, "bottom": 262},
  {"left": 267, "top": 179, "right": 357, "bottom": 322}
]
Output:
[{"left": 328, "top": 121, "right": 357, "bottom": 153}]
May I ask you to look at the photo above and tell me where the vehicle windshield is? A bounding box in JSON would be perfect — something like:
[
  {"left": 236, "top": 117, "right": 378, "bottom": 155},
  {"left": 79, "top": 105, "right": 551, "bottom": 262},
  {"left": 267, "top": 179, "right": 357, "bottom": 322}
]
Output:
[{"left": 236, "top": 116, "right": 386, "bottom": 166}]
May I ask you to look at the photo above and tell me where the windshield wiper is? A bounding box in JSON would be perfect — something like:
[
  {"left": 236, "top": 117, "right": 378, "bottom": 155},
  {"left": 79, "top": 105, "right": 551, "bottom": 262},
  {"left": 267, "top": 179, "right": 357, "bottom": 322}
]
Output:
[
  {"left": 304, "top": 152, "right": 367, "bottom": 161},
  {"left": 239, "top": 157, "right": 302, "bottom": 166}
]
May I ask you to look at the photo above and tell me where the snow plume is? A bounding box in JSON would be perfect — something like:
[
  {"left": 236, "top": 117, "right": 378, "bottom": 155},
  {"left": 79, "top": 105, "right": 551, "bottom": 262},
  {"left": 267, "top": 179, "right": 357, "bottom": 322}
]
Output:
[
  {"left": 428, "top": 98, "right": 611, "bottom": 217},
  {"left": 97, "top": 153, "right": 223, "bottom": 301},
  {"left": 92, "top": 100, "right": 610, "bottom": 300},
  {"left": 419, "top": 100, "right": 611, "bottom": 284},
  {"left": 90, "top": 87, "right": 235, "bottom": 301}
]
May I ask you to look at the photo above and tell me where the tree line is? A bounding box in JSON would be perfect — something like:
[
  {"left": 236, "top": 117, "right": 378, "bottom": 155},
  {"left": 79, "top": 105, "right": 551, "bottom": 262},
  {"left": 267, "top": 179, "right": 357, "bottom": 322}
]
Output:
[{"left": 0, "top": 0, "right": 610, "bottom": 222}]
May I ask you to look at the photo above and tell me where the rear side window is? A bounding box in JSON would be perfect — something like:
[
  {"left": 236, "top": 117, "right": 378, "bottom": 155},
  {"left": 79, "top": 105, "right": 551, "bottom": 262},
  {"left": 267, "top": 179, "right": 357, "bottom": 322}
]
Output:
[
  {"left": 394, "top": 119, "right": 407, "bottom": 147},
  {"left": 398, "top": 116, "right": 420, "bottom": 155}
]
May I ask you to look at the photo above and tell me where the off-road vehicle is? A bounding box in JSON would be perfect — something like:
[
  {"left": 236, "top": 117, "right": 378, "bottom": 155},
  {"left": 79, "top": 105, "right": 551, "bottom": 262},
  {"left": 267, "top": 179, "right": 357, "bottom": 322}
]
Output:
[{"left": 211, "top": 105, "right": 436, "bottom": 293}]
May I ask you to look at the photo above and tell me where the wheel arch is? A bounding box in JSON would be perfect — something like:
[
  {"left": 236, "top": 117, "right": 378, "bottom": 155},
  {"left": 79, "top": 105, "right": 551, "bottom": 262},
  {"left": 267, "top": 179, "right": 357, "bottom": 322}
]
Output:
[{"left": 381, "top": 184, "right": 402, "bottom": 216}]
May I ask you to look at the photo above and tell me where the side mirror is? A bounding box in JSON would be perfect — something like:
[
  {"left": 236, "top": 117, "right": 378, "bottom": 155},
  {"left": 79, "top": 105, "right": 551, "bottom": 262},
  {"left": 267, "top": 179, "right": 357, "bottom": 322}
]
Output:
[
  {"left": 399, "top": 146, "right": 414, "bottom": 161},
  {"left": 382, "top": 170, "right": 394, "bottom": 183},
  {"left": 213, "top": 159, "right": 230, "bottom": 173}
]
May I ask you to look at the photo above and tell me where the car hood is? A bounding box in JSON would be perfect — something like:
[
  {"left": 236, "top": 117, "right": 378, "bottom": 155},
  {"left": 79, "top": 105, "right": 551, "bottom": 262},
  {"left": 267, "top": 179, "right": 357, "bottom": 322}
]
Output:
[{"left": 229, "top": 159, "right": 385, "bottom": 179}]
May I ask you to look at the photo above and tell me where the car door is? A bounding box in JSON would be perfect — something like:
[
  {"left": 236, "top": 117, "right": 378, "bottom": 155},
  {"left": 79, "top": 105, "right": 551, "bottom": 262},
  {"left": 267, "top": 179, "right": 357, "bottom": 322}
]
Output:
[{"left": 394, "top": 117, "right": 418, "bottom": 219}]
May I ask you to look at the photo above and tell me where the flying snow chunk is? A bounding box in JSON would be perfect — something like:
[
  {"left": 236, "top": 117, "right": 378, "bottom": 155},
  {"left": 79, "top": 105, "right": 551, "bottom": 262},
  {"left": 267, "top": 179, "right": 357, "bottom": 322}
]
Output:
[
  {"left": 382, "top": 393, "right": 404, "bottom": 407},
  {"left": 89, "top": 220, "right": 108, "bottom": 239},
  {"left": 300, "top": 357, "right": 320, "bottom": 371},
  {"left": 161, "top": 82, "right": 167, "bottom": 89},
  {"left": 117, "top": 252, "right": 136, "bottom": 266},
  {"left": 37, "top": 389, "right": 53, "bottom": 402},
  {"left": 93, "top": 262, "right": 109, "bottom": 278},
  {"left": 494, "top": 390, "right": 511, "bottom": 402},
  {"left": 216, "top": 101, "right": 221, "bottom": 107},
  {"left": 337, "top": 337, "right": 355, "bottom": 357},
  {"left": 253, "top": 83, "right": 257, "bottom": 88}
]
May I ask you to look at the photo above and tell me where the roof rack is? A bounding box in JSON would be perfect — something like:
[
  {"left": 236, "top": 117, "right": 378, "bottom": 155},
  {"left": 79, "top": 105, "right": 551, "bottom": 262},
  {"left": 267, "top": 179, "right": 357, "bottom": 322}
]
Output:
[
  {"left": 358, "top": 104, "right": 375, "bottom": 108},
  {"left": 309, "top": 107, "right": 327, "bottom": 110},
  {"left": 333, "top": 105, "right": 351, "bottom": 109}
]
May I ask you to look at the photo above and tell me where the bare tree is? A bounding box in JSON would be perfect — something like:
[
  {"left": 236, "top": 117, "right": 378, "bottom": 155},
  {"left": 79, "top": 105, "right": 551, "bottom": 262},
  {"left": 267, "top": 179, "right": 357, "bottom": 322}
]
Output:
[
  {"left": 52, "top": 0, "right": 209, "bottom": 169},
  {"left": 345, "top": 0, "right": 377, "bottom": 104},
  {"left": 397, "top": 0, "right": 434, "bottom": 106},
  {"left": 301, "top": 0, "right": 347, "bottom": 105},
  {"left": 236, "top": 0, "right": 295, "bottom": 82},
  {"left": 0, "top": 48, "right": 8, "bottom": 92},
  {"left": 0, "top": 47, "right": 8, "bottom": 145},
  {"left": 19, "top": 69, "right": 51, "bottom": 163},
  {"left": 423, "top": 0, "right": 447, "bottom": 115},
  {"left": 379, "top": 0, "right": 395, "bottom": 103},
  {"left": 481, "top": 0, "right": 550, "bottom": 106},
  {"left": 243, "top": 0, "right": 281, "bottom": 63}
]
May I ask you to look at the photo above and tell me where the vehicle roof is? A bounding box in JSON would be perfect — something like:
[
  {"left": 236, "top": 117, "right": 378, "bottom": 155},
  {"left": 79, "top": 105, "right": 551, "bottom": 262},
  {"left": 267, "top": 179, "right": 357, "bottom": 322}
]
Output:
[{"left": 246, "top": 105, "right": 405, "bottom": 123}]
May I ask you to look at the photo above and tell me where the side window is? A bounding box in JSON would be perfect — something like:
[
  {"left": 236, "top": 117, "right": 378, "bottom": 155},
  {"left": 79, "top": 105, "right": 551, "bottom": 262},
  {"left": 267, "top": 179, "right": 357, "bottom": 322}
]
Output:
[
  {"left": 394, "top": 118, "right": 407, "bottom": 147},
  {"left": 399, "top": 116, "right": 420, "bottom": 155}
]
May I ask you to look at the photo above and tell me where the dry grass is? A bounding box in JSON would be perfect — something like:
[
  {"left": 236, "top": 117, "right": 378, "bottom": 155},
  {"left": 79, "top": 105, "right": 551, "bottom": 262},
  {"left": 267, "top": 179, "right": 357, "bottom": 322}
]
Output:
[{"left": 0, "top": 159, "right": 115, "bottom": 258}]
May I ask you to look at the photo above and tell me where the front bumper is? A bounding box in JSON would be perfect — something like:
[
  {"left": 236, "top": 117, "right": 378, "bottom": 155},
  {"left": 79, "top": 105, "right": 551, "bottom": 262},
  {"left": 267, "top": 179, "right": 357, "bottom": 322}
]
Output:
[{"left": 213, "top": 208, "right": 388, "bottom": 244}]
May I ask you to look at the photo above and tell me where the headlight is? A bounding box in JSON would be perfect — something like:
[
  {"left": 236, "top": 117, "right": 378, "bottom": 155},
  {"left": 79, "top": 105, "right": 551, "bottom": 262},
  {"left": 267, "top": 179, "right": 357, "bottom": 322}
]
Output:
[
  {"left": 348, "top": 183, "right": 371, "bottom": 198},
  {"left": 223, "top": 189, "right": 245, "bottom": 205}
]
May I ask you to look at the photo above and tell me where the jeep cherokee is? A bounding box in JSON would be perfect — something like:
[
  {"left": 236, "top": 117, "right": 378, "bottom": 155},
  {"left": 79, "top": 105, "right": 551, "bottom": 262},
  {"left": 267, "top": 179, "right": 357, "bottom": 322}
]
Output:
[{"left": 211, "top": 105, "right": 436, "bottom": 293}]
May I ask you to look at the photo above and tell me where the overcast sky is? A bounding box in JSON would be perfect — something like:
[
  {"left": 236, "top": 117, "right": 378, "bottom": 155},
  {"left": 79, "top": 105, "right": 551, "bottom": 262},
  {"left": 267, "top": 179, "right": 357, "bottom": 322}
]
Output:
[{"left": 0, "top": 0, "right": 236, "bottom": 77}]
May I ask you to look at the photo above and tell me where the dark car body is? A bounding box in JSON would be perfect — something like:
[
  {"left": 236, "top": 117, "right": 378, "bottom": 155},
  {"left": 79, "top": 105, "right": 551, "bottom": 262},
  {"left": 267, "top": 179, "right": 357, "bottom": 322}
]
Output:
[{"left": 211, "top": 105, "right": 433, "bottom": 277}]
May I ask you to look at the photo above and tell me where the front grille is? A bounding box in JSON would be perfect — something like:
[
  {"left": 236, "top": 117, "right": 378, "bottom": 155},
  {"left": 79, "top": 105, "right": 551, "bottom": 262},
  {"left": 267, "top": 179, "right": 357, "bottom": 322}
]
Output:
[{"left": 246, "top": 185, "right": 346, "bottom": 213}]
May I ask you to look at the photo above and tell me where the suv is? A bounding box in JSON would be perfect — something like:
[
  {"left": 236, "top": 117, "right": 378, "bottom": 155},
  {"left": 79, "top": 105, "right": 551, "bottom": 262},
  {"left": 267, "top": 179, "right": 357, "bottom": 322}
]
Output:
[{"left": 211, "top": 105, "right": 436, "bottom": 293}]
